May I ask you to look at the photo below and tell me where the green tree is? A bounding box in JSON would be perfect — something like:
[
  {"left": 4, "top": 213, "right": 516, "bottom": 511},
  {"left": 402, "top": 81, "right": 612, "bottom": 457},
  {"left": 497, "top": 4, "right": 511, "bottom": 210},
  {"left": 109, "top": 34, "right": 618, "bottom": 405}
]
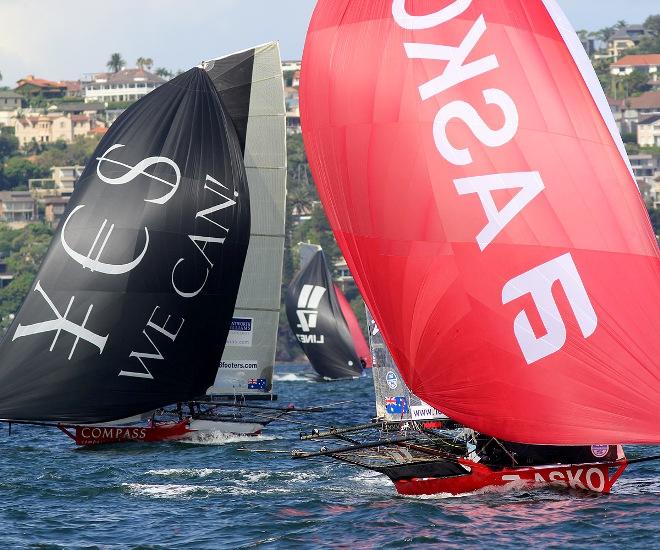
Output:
[
  {"left": 630, "top": 34, "right": 660, "bottom": 55},
  {"left": 0, "top": 223, "right": 54, "bottom": 330},
  {"left": 0, "top": 134, "right": 18, "bottom": 161},
  {"left": 136, "top": 57, "right": 153, "bottom": 70},
  {"left": 155, "top": 67, "right": 172, "bottom": 79},
  {"left": 618, "top": 69, "right": 652, "bottom": 98},
  {"left": 643, "top": 14, "right": 660, "bottom": 34},
  {"left": 595, "top": 26, "right": 616, "bottom": 43},
  {"left": 615, "top": 20, "right": 627, "bottom": 29},
  {"left": 107, "top": 53, "right": 125, "bottom": 73},
  {"left": 2, "top": 157, "right": 49, "bottom": 189}
]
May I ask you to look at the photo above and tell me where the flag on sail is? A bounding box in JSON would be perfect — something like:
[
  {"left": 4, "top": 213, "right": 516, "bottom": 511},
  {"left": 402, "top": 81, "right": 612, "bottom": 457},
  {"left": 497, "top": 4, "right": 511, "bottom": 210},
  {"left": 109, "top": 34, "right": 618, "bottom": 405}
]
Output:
[
  {"left": 300, "top": 0, "right": 660, "bottom": 444},
  {"left": 385, "top": 397, "right": 409, "bottom": 415},
  {"left": 0, "top": 67, "right": 250, "bottom": 423}
]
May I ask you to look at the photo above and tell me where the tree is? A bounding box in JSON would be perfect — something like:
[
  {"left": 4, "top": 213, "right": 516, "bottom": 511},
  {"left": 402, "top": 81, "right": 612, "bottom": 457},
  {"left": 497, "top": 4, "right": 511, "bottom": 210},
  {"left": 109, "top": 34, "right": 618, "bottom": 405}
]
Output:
[
  {"left": 618, "top": 69, "right": 652, "bottom": 98},
  {"left": 0, "top": 223, "right": 54, "bottom": 330},
  {"left": 615, "top": 20, "right": 627, "bottom": 29},
  {"left": 136, "top": 56, "right": 154, "bottom": 70},
  {"left": 643, "top": 14, "right": 660, "bottom": 34},
  {"left": 2, "top": 157, "right": 49, "bottom": 189},
  {"left": 155, "top": 67, "right": 172, "bottom": 79},
  {"left": 107, "top": 53, "right": 125, "bottom": 73},
  {"left": 0, "top": 134, "right": 18, "bottom": 161}
]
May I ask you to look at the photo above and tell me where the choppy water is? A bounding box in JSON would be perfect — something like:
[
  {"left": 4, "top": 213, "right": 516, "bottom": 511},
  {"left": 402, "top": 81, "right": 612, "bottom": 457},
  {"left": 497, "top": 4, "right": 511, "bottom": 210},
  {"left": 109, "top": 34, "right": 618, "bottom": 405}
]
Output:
[{"left": 0, "top": 364, "right": 658, "bottom": 549}]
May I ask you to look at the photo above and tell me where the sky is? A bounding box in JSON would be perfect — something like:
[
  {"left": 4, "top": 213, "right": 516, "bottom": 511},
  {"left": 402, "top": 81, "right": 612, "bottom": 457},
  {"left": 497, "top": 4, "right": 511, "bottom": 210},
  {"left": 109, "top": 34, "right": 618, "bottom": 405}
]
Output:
[{"left": 0, "top": 0, "right": 658, "bottom": 86}]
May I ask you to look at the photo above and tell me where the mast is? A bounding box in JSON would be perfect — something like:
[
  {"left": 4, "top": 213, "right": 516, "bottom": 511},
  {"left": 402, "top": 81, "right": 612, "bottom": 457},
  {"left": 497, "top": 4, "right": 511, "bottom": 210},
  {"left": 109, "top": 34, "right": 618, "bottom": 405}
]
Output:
[
  {"left": 0, "top": 68, "right": 250, "bottom": 423},
  {"left": 202, "top": 43, "right": 287, "bottom": 399}
]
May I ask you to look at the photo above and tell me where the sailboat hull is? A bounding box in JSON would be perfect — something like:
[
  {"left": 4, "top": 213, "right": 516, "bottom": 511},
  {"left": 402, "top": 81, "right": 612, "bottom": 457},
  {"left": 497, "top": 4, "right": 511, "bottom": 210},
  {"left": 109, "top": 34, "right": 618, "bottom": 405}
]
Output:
[
  {"left": 393, "top": 459, "right": 629, "bottom": 496},
  {"left": 66, "top": 420, "right": 192, "bottom": 446}
]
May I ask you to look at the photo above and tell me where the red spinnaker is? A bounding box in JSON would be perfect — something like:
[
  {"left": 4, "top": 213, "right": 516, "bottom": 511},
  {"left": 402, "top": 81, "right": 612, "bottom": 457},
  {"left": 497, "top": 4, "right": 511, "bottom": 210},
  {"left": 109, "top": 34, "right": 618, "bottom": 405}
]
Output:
[
  {"left": 335, "top": 285, "right": 372, "bottom": 368},
  {"left": 301, "top": 0, "right": 660, "bottom": 444}
]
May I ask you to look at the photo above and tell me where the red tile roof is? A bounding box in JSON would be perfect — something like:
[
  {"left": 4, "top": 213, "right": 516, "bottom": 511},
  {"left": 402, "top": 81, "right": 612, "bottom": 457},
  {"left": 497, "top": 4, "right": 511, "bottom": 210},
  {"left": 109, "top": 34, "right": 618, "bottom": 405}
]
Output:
[
  {"left": 627, "top": 91, "right": 660, "bottom": 110},
  {"left": 612, "top": 54, "right": 660, "bottom": 67},
  {"left": 16, "top": 75, "right": 67, "bottom": 89}
]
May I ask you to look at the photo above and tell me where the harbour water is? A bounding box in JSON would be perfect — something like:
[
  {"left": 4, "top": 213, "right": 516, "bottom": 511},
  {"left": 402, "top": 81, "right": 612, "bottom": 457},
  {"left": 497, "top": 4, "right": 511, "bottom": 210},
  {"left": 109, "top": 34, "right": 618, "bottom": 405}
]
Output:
[{"left": 0, "top": 364, "right": 657, "bottom": 549}]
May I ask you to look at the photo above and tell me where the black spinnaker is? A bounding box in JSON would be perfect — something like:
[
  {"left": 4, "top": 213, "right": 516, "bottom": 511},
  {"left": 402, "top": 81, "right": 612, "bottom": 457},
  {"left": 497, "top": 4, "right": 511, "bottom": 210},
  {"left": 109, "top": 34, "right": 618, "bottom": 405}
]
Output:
[
  {"left": 286, "top": 249, "right": 362, "bottom": 380},
  {"left": 0, "top": 68, "right": 250, "bottom": 423}
]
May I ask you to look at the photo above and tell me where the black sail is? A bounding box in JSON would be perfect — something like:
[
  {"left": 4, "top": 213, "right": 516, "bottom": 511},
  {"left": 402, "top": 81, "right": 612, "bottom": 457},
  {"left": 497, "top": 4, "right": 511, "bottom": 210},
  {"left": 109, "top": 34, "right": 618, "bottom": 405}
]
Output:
[
  {"left": 285, "top": 250, "right": 362, "bottom": 379},
  {"left": 0, "top": 68, "right": 250, "bottom": 422}
]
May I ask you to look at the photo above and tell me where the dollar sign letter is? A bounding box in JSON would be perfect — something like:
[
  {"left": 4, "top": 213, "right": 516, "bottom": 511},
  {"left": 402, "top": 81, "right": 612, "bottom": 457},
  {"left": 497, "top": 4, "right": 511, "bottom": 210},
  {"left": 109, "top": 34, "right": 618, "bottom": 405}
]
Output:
[{"left": 96, "top": 143, "right": 180, "bottom": 205}]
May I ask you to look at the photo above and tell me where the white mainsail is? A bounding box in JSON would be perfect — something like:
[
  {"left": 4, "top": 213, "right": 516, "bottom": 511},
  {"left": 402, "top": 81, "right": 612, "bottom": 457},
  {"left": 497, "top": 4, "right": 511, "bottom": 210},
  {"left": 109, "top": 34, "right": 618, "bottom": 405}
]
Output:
[{"left": 206, "top": 42, "right": 287, "bottom": 397}]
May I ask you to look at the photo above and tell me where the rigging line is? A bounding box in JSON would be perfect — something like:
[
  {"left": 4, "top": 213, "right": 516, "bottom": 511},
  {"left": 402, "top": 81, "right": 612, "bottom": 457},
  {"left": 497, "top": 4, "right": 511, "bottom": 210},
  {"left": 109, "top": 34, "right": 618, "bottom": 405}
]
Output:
[{"left": 626, "top": 454, "right": 660, "bottom": 465}]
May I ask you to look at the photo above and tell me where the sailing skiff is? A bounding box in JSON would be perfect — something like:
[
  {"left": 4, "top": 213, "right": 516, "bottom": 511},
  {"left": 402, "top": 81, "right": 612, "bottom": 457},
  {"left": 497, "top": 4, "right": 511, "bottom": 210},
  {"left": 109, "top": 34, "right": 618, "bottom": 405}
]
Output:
[{"left": 296, "top": 0, "right": 660, "bottom": 494}]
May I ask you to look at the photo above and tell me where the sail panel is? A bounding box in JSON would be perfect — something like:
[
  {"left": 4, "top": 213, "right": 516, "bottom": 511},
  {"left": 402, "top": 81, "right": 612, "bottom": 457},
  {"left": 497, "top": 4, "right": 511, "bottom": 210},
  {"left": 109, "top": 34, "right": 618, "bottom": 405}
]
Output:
[
  {"left": 0, "top": 68, "right": 250, "bottom": 422},
  {"left": 301, "top": 1, "right": 660, "bottom": 443},
  {"left": 286, "top": 249, "right": 363, "bottom": 379},
  {"left": 206, "top": 42, "right": 286, "bottom": 396}
]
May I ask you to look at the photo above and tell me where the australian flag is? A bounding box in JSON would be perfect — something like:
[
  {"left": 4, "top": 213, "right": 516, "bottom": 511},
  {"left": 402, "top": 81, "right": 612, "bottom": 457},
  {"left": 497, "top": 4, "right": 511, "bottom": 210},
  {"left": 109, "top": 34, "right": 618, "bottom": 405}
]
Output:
[
  {"left": 248, "top": 378, "right": 267, "bottom": 390},
  {"left": 385, "top": 396, "right": 408, "bottom": 415}
]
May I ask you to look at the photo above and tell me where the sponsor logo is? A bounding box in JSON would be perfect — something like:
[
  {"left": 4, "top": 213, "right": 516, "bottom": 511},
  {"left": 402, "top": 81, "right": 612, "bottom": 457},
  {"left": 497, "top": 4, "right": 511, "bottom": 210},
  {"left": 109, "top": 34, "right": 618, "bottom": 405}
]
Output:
[
  {"left": 218, "top": 360, "right": 258, "bottom": 370},
  {"left": 385, "top": 396, "right": 408, "bottom": 415},
  {"left": 227, "top": 317, "right": 254, "bottom": 347},
  {"left": 296, "top": 334, "right": 324, "bottom": 344},
  {"left": 296, "top": 284, "right": 327, "bottom": 333},
  {"left": 247, "top": 378, "right": 267, "bottom": 390},
  {"left": 79, "top": 427, "right": 148, "bottom": 442},
  {"left": 386, "top": 371, "right": 398, "bottom": 389},
  {"left": 502, "top": 466, "right": 610, "bottom": 493},
  {"left": 391, "top": 1, "right": 597, "bottom": 364},
  {"left": 13, "top": 142, "right": 241, "bottom": 383},
  {"left": 591, "top": 445, "right": 610, "bottom": 458},
  {"left": 410, "top": 401, "right": 446, "bottom": 420}
]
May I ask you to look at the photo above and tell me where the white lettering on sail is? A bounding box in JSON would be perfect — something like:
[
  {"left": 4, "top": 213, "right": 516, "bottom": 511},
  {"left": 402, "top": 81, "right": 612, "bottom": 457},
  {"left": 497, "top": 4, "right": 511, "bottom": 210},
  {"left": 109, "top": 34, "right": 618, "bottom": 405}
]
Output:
[
  {"left": 171, "top": 175, "right": 238, "bottom": 298},
  {"left": 392, "top": 0, "right": 472, "bottom": 31},
  {"left": 96, "top": 143, "right": 180, "bottom": 204},
  {"left": 502, "top": 254, "right": 597, "bottom": 364},
  {"left": 433, "top": 89, "right": 518, "bottom": 166},
  {"left": 12, "top": 280, "right": 108, "bottom": 359},
  {"left": 296, "top": 284, "right": 327, "bottom": 332},
  {"left": 454, "top": 171, "right": 544, "bottom": 250},
  {"left": 405, "top": 15, "right": 498, "bottom": 101},
  {"left": 120, "top": 306, "right": 184, "bottom": 379},
  {"left": 60, "top": 204, "right": 150, "bottom": 275}
]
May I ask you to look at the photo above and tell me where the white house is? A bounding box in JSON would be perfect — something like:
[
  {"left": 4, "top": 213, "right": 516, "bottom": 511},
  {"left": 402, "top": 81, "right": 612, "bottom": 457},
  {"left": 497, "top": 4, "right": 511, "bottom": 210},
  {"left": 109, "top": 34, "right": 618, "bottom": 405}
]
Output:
[
  {"left": 84, "top": 68, "right": 164, "bottom": 104},
  {"left": 638, "top": 115, "right": 660, "bottom": 147}
]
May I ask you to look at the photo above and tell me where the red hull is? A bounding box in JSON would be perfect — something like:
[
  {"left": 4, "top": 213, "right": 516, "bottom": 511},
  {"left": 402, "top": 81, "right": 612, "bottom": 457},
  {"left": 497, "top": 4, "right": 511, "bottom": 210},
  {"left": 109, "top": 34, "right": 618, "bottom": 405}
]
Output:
[
  {"left": 395, "top": 459, "right": 628, "bottom": 496},
  {"left": 61, "top": 420, "right": 192, "bottom": 446}
]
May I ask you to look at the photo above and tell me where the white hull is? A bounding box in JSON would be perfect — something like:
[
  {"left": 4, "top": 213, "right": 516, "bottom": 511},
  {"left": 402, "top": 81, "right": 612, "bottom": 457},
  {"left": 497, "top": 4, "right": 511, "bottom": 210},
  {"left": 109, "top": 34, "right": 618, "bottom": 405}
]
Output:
[{"left": 188, "top": 418, "right": 266, "bottom": 435}]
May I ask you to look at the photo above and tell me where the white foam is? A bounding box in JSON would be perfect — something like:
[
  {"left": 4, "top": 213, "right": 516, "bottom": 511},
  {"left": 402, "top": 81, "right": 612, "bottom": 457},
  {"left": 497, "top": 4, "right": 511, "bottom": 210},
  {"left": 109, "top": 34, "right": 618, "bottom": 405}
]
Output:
[
  {"left": 145, "top": 468, "right": 222, "bottom": 478},
  {"left": 123, "top": 483, "right": 229, "bottom": 498},
  {"left": 123, "top": 482, "right": 290, "bottom": 499},
  {"left": 272, "top": 373, "right": 315, "bottom": 382},
  {"left": 180, "top": 432, "right": 279, "bottom": 446}
]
